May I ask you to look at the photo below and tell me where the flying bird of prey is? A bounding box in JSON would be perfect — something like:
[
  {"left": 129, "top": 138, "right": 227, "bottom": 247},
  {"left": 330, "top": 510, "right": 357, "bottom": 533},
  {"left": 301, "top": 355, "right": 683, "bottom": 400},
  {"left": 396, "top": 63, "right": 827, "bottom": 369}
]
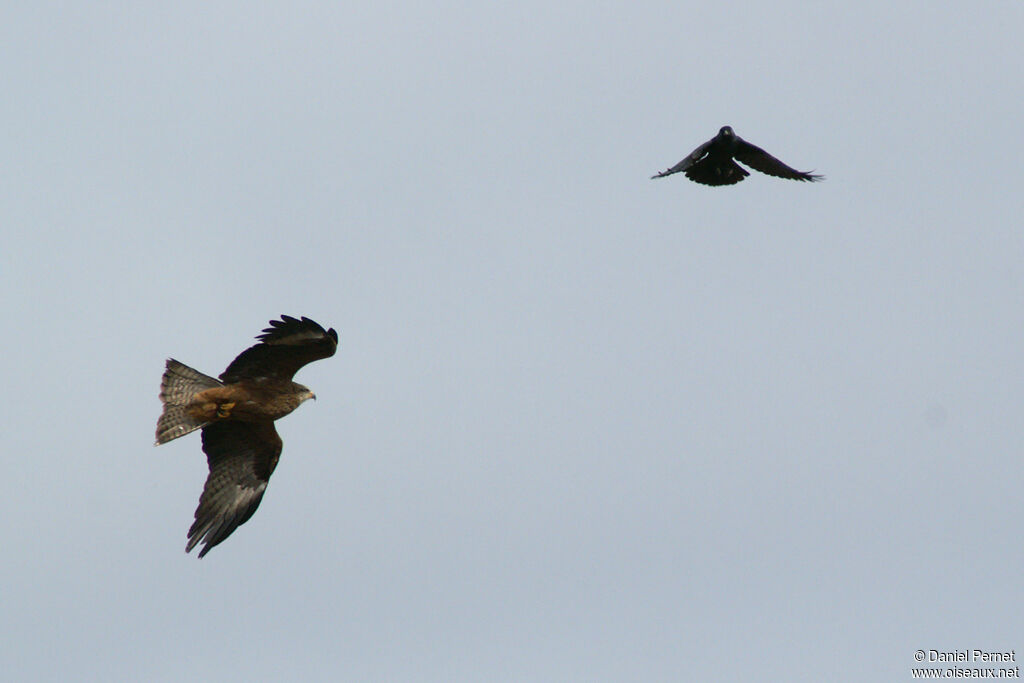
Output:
[
  {"left": 155, "top": 315, "right": 338, "bottom": 558},
  {"left": 651, "top": 126, "right": 823, "bottom": 186}
]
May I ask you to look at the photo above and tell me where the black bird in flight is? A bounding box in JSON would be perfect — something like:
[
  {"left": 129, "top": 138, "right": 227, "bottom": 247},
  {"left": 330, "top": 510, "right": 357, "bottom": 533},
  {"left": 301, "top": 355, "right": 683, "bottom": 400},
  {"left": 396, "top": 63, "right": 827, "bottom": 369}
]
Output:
[{"left": 651, "top": 126, "right": 823, "bottom": 186}]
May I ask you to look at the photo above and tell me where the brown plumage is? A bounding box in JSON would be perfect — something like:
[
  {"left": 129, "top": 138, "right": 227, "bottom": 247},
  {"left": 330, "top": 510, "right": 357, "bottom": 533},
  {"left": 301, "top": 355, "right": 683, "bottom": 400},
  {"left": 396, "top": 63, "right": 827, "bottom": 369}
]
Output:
[{"left": 155, "top": 315, "right": 338, "bottom": 558}]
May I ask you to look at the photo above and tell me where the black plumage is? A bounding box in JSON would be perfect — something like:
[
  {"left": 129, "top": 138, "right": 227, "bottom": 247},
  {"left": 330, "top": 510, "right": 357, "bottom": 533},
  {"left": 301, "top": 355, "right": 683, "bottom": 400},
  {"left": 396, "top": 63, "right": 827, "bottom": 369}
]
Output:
[{"left": 652, "top": 126, "right": 823, "bottom": 186}]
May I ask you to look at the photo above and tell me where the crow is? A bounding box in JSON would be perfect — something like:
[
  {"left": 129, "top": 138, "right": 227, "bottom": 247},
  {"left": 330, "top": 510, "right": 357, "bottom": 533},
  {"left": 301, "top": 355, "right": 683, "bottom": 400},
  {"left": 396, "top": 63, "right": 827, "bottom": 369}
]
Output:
[{"left": 652, "top": 126, "right": 822, "bottom": 186}]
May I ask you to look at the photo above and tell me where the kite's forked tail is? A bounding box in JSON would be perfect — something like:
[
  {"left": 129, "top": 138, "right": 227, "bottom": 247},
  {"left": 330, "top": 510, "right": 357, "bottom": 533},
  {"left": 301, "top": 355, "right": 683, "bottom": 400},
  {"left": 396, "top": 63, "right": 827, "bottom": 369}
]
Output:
[{"left": 155, "top": 359, "right": 222, "bottom": 445}]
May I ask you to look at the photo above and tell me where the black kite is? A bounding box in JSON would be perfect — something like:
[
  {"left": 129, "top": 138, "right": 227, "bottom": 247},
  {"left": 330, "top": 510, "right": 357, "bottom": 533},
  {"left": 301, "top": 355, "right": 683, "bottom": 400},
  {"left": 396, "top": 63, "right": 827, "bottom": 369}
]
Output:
[{"left": 155, "top": 315, "right": 338, "bottom": 557}]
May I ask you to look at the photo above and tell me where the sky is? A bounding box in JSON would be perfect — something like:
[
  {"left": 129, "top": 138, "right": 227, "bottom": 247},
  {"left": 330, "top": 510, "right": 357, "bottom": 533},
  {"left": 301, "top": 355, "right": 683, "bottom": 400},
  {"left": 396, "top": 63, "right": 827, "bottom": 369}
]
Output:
[{"left": 2, "top": 1, "right": 1023, "bottom": 681}]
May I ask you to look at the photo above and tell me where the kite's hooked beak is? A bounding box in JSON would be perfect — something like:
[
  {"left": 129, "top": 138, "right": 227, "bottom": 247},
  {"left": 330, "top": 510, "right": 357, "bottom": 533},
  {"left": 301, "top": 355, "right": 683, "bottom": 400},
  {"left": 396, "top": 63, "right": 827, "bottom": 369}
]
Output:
[{"left": 311, "top": 392, "right": 317, "bottom": 402}]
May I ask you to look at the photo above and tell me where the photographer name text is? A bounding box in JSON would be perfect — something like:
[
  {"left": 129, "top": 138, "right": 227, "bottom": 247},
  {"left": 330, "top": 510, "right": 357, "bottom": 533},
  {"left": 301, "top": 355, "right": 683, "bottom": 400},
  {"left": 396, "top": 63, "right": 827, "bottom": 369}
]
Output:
[{"left": 917, "top": 651, "right": 1017, "bottom": 664}]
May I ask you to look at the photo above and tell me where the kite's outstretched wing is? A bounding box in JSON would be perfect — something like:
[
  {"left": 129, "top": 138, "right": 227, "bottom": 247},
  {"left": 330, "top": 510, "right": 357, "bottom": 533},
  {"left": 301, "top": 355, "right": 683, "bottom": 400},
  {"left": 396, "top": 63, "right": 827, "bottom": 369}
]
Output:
[
  {"left": 186, "top": 421, "right": 283, "bottom": 558},
  {"left": 220, "top": 315, "right": 338, "bottom": 383}
]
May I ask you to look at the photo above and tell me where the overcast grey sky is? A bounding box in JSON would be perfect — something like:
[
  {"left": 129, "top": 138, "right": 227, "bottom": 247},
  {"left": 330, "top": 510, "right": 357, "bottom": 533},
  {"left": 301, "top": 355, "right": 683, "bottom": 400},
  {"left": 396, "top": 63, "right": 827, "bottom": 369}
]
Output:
[{"left": 3, "top": 1, "right": 1023, "bottom": 681}]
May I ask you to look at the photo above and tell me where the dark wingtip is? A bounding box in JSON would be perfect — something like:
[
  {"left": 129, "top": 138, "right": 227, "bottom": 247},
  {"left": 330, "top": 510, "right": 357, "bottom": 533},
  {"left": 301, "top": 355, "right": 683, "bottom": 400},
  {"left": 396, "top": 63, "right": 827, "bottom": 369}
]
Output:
[
  {"left": 185, "top": 543, "right": 210, "bottom": 559},
  {"left": 186, "top": 524, "right": 216, "bottom": 558},
  {"left": 256, "top": 315, "right": 332, "bottom": 343}
]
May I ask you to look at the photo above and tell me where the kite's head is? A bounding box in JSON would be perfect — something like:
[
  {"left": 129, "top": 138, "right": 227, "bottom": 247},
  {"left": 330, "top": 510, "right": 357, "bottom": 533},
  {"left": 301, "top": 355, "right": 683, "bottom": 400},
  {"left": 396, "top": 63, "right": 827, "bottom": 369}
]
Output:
[
  {"left": 719, "top": 126, "right": 734, "bottom": 137},
  {"left": 292, "top": 383, "right": 316, "bottom": 405}
]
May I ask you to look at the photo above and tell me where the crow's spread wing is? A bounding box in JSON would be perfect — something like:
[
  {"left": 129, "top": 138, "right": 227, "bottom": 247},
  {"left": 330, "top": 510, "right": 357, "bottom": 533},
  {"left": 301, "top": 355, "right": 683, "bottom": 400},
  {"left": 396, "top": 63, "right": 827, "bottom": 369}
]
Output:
[
  {"left": 733, "top": 139, "right": 823, "bottom": 182},
  {"left": 651, "top": 139, "right": 713, "bottom": 179}
]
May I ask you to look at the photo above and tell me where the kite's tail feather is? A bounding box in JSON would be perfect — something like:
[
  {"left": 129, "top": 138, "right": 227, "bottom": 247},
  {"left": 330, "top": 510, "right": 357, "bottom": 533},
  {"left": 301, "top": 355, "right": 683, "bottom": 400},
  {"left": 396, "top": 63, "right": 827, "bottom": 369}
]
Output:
[{"left": 155, "top": 359, "right": 222, "bottom": 445}]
